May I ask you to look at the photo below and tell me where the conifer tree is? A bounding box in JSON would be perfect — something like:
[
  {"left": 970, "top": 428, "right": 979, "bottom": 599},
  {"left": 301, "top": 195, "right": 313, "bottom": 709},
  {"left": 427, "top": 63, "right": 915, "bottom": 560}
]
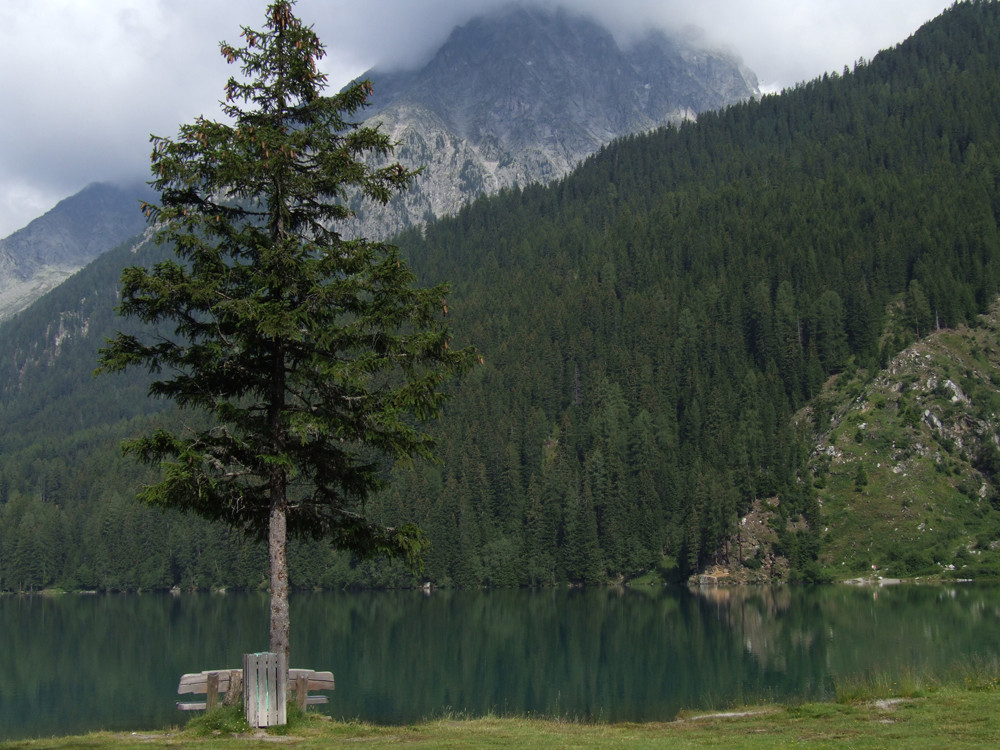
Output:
[{"left": 99, "top": 1, "right": 475, "bottom": 663}]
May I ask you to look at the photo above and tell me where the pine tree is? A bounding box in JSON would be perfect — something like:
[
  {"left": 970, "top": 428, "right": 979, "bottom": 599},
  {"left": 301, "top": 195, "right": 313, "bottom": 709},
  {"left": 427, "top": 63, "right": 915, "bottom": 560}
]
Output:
[{"left": 98, "top": 1, "right": 475, "bottom": 664}]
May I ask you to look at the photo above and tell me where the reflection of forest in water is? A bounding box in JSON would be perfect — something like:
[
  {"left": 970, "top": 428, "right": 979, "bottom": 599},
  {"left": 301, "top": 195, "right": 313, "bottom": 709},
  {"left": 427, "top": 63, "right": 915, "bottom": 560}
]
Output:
[
  {"left": 689, "top": 583, "right": 1000, "bottom": 678},
  {"left": 4, "top": 585, "right": 1000, "bottom": 740},
  {"left": 693, "top": 585, "right": 802, "bottom": 672}
]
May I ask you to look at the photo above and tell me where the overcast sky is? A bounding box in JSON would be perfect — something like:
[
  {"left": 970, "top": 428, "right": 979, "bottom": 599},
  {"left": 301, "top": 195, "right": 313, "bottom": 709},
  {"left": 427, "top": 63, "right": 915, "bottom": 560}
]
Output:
[{"left": 0, "top": 0, "right": 955, "bottom": 239}]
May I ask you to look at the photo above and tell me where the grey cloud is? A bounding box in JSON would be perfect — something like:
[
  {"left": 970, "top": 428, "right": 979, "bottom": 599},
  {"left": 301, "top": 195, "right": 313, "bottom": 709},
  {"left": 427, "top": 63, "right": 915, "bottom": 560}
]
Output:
[
  {"left": 0, "top": 0, "right": 953, "bottom": 238},
  {"left": 305, "top": 0, "right": 952, "bottom": 88}
]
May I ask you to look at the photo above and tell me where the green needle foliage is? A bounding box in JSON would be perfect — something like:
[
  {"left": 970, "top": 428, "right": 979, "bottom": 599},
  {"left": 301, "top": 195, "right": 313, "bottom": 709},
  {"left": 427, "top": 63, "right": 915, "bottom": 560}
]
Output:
[{"left": 97, "top": 0, "right": 476, "bottom": 658}]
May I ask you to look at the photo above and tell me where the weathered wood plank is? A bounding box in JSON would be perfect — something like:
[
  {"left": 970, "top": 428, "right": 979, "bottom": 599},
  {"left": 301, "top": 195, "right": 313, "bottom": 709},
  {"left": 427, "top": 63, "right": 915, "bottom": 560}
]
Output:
[
  {"left": 177, "top": 669, "right": 239, "bottom": 694},
  {"left": 293, "top": 674, "right": 309, "bottom": 710},
  {"left": 244, "top": 652, "right": 286, "bottom": 727},
  {"left": 287, "top": 669, "right": 334, "bottom": 708},
  {"left": 276, "top": 655, "right": 287, "bottom": 724},
  {"left": 179, "top": 664, "right": 327, "bottom": 713},
  {"left": 287, "top": 669, "right": 335, "bottom": 691},
  {"left": 206, "top": 673, "right": 219, "bottom": 710},
  {"left": 307, "top": 671, "right": 335, "bottom": 690}
]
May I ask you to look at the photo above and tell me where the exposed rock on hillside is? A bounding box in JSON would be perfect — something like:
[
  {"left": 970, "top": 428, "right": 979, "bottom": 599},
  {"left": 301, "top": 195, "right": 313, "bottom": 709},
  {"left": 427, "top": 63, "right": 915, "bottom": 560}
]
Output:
[
  {"left": 0, "top": 8, "right": 759, "bottom": 315},
  {"left": 691, "top": 496, "right": 792, "bottom": 585},
  {"left": 698, "top": 301, "right": 1000, "bottom": 585},
  {"left": 807, "top": 302, "right": 1000, "bottom": 580},
  {"left": 0, "top": 183, "right": 151, "bottom": 321},
  {"left": 345, "top": 5, "right": 759, "bottom": 238}
]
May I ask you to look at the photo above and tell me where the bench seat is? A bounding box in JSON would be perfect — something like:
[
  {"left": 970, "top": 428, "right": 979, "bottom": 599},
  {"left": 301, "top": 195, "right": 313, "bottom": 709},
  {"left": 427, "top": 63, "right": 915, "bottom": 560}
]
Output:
[{"left": 177, "top": 667, "right": 334, "bottom": 710}]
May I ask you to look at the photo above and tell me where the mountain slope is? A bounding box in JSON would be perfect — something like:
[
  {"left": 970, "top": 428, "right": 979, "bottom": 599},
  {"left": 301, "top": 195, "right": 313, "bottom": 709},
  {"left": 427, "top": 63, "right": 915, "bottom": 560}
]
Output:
[
  {"left": 4, "top": 1, "right": 1000, "bottom": 591},
  {"left": 383, "top": 0, "right": 1000, "bottom": 585},
  {"left": 0, "top": 183, "right": 152, "bottom": 321},
  {"left": 806, "top": 301, "right": 1000, "bottom": 580},
  {"left": 345, "top": 5, "right": 759, "bottom": 238}
]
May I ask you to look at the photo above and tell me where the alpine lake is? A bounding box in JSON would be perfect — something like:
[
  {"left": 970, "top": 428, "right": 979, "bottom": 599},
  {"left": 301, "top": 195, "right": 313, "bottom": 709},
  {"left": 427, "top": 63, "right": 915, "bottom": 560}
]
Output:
[{"left": 3, "top": 583, "right": 1000, "bottom": 741}]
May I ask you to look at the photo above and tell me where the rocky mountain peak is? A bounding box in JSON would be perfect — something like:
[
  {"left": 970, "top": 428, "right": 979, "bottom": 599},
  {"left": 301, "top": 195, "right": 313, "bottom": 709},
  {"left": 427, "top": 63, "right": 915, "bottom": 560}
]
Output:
[
  {"left": 345, "top": 4, "right": 759, "bottom": 238},
  {"left": 0, "top": 182, "right": 151, "bottom": 321}
]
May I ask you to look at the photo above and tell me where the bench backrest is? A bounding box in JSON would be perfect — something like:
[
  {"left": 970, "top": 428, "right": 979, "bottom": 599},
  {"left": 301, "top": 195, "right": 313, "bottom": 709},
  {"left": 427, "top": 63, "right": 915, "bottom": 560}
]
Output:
[
  {"left": 177, "top": 669, "right": 241, "bottom": 695},
  {"left": 178, "top": 668, "right": 334, "bottom": 695},
  {"left": 288, "top": 669, "right": 335, "bottom": 692}
]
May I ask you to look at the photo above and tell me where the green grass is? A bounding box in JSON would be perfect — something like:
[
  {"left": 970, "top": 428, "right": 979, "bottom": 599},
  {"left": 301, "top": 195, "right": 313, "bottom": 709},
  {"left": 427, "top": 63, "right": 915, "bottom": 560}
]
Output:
[
  {"left": 808, "top": 307, "right": 1000, "bottom": 581},
  {"left": 831, "top": 666, "right": 935, "bottom": 703},
  {"left": 5, "top": 680, "right": 1000, "bottom": 749},
  {"left": 181, "top": 704, "right": 252, "bottom": 736}
]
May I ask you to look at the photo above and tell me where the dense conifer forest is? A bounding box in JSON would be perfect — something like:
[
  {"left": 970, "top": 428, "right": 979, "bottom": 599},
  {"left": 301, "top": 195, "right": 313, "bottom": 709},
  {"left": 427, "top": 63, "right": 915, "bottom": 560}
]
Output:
[{"left": 2, "top": 0, "right": 1000, "bottom": 591}]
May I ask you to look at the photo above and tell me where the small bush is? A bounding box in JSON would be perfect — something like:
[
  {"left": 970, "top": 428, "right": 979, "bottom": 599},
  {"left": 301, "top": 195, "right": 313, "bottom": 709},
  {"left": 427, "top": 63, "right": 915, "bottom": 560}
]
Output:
[
  {"left": 854, "top": 464, "right": 868, "bottom": 491},
  {"left": 184, "top": 701, "right": 315, "bottom": 737},
  {"left": 185, "top": 704, "right": 251, "bottom": 736}
]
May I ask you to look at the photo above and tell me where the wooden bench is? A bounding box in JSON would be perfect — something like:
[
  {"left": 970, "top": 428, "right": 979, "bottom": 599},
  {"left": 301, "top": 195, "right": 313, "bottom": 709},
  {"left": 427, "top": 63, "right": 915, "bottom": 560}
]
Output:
[
  {"left": 177, "top": 669, "right": 242, "bottom": 711},
  {"left": 288, "top": 669, "right": 335, "bottom": 709},
  {"left": 177, "top": 667, "right": 334, "bottom": 711}
]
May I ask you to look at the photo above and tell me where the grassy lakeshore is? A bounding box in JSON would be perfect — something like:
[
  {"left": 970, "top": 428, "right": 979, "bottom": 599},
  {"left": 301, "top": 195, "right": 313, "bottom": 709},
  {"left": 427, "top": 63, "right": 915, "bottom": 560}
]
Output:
[{"left": 4, "top": 683, "right": 1000, "bottom": 749}]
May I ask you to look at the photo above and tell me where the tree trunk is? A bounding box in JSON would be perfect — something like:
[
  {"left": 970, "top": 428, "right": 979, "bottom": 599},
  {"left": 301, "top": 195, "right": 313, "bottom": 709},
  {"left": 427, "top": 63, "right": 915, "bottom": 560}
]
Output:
[
  {"left": 269, "top": 499, "right": 289, "bottom": 666},
  {"left": 268, "top": 323, "right": 289, "bottom": 666}
]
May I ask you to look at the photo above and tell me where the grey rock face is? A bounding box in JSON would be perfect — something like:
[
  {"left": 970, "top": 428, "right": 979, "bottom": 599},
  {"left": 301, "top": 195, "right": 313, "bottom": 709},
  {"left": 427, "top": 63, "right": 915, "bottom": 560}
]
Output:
[
  {"left": 0, "top": 182, "right": 150, "bottom": 320},
  {"left": 344, "top": 5, "right": 759, "bottom": 238}
]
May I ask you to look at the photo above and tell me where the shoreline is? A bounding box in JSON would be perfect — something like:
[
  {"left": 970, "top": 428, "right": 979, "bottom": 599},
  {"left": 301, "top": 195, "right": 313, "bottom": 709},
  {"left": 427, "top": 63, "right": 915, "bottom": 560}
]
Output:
[
  {"left": 4, "top": 685, "right": 999, "bottom": 749},
  {"left": 1, "top": 574, "right": 990, "bottom": 597}
]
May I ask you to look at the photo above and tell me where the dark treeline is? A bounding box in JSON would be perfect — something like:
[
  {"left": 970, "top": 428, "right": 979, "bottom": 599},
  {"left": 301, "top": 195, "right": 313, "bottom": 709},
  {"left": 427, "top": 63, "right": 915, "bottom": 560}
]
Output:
[{"left": 3, "top": 0, "right": 1000, "bottom": 591}]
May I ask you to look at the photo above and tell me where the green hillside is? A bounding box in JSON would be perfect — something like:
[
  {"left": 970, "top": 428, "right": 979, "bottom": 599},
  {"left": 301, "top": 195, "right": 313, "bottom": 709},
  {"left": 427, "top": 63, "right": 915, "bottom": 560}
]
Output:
[
  {"left": 3, "top": 0, "right": 1000, "bottom": 591},
  {"left": 808, "top": 300, "right": 1000, "bottom": 580}
]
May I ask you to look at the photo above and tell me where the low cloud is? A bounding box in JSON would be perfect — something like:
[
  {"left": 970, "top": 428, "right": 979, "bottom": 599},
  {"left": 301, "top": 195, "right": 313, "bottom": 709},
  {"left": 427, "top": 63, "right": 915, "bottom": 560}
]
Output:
[{"left": 0, "top": 0, "right": 953, "bottom": 238}]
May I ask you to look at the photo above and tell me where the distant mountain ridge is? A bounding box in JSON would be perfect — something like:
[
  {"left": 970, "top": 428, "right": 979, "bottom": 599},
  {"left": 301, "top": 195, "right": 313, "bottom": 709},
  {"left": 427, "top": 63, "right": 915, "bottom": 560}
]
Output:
[
  {"left": 13, "top": 0, "right": 1000, "bottom": 592},
  {"left": 0, "top": 182, "right": 151, "bottom": 321},
  {"left": 345, "top": 4, "right": 759, "bottom": 237},
  {"left": 0, "top": 6, "right": 756, "bottom": 312}
]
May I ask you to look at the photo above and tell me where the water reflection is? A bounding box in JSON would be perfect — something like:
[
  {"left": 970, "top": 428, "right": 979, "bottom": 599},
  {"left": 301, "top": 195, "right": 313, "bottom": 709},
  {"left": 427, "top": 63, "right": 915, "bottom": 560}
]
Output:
[{"left": 3, "top": 584, "right": 1000, "bottom": 740}]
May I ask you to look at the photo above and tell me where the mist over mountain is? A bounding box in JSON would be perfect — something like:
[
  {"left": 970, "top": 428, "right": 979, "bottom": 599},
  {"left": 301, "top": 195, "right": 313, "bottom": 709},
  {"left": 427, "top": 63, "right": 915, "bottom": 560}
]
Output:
[
  {"left": 0, "top": 182, "right": 151, "bottom": 321},
  {"left": 348, "top": 4, "right": 759, "bottom": 237},
  {"left": 5, "top": 2, "right": 1000, "bottom": 592},
  {"left": 0, "top": 6, "right": 755, "bottom": 314}
]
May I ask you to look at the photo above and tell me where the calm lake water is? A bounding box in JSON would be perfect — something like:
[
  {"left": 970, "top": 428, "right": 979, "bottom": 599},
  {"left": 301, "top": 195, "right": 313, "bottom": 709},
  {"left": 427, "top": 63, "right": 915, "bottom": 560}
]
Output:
[{"left": 3, "top": 584, "right": 1000, "bottom": 740}]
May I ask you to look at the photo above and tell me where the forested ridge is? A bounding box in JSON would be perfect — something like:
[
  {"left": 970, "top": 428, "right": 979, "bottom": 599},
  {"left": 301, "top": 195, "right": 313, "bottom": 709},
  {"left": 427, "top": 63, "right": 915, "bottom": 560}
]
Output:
[{"left": 3, "top": 0, "right": 1000, "bottom": 591}]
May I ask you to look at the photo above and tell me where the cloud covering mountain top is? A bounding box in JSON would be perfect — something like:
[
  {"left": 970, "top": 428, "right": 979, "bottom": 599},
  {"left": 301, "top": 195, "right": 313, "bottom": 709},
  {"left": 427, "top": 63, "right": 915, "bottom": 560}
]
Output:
[{"left": 0, "top": 0, "right": 953, "bottom": 238}]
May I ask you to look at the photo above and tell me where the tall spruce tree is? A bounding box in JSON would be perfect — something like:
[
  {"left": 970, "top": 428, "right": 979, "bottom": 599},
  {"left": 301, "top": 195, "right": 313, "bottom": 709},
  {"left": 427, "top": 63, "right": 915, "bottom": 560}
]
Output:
[{"left": 98, "top": 1, "right": 475, "bottom": 663}]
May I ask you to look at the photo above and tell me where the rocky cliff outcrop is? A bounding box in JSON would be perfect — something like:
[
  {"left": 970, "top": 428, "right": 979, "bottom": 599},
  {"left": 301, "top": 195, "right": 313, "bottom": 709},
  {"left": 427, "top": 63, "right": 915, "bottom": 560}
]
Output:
[
  {"left": 0, "top": 183, "right": 150, "bottom": 321},
  {"left": 345, "top": 5, "right": 759, "bottom": 238},
  {"left": 697, "top": 300, "right": 1000, "bottom": 585}
]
